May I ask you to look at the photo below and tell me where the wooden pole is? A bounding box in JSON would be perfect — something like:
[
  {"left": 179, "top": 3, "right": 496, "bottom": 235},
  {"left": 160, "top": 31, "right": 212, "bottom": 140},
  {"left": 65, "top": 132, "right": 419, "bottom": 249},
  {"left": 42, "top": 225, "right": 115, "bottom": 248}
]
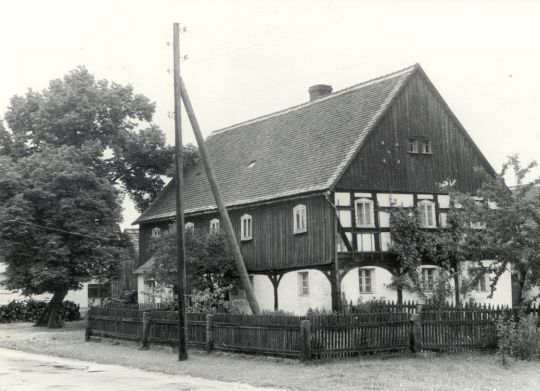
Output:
[
  {"left": 179, "top": 78, "right": 261, "bottom": 315},
  {"left": 173, "top": 22, "right": 188, "bottom": 360}
]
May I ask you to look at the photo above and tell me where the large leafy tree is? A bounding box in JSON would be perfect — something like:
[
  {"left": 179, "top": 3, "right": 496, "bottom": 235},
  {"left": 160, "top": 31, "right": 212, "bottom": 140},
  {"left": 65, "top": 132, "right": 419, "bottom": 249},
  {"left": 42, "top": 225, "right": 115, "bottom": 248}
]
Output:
[
  {"left": 0, "top": 145, "right": 127, "bottom": 327},
  {"left": 148, "top": 225, "right": 239, "bottom": 303},
  {"left": 1, "top": 66, "right": 197, "bottom": 211},
  {"left": 454, "top": 155, "right": 540, "bottom": 306}
]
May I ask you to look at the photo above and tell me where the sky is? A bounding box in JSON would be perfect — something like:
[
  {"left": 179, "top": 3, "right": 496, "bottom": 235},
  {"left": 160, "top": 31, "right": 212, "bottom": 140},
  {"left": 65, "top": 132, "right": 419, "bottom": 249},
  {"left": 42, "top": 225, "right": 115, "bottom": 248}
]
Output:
[{"left": 1, "top": 0, "right": 539, "bottom": 227}]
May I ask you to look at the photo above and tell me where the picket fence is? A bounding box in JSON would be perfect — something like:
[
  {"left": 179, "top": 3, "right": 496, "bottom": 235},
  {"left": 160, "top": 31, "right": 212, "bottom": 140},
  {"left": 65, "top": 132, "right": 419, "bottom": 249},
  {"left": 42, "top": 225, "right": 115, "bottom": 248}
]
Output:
[{"left": 86, "top": 302, "right": 539, "bottom": 360}]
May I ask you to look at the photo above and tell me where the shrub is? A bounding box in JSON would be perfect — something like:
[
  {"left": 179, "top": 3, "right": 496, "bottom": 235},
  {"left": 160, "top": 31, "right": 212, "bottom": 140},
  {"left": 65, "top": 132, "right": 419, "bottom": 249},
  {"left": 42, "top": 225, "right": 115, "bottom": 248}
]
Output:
[
  {"left": 0, "top": 299, "right": 80, "bottom": 323},
  {"left": 496, "top": 313, "right": 540, "bottom": 364}
]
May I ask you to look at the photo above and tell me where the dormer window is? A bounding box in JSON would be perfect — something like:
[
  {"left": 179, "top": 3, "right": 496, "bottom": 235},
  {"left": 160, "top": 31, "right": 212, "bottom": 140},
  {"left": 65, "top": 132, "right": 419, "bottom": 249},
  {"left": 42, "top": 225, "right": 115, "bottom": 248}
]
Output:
[
  {"left": 293, "top": 204, "right": 307, "bottom": 234},
  {"left": 241, "top": 214, "right": 252, "bottom": 241},
  {"left": 355, "top": 198, "right": 375, "bottom": 228},
  {"left": 418, "top": 200, "right": 436, "bottom": 228},
  {"left": 209, "top": 218, "right": 220, "bottom": 234},
  {"left": 151, "top": 227, "right": 162, "bottom": 238}
]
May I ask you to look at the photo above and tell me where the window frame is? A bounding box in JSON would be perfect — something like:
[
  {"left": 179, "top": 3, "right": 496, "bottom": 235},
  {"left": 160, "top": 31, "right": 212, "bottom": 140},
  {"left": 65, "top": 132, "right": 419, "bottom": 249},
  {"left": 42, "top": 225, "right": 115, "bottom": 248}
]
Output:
[
  {"left": 418, "top": 200, "right": 436, "bottom": 228},
  {"left": 421, "top": 267, "right": 437, "bottom": 291},
  {"left": 297, "top": 271, "right": 310, "bottom": 296},
  {"left": 422, "top": 140, "right": 432, "bottom": 154},
  {"left": 358, "top": 268, "right": 374, "bottom": 294},
  {"left": 209, "top": 218, "right": 220, "bottom": 234},
  {"left": 240, "top": 214, "right": 253, "bottom": 241},
  {"left": 151, "top": 227, "right": 162, "bottom": 238},
  {"left": 408, "top": 139, "right": 419, "bottom": 153},
  {"left": 293, "top": 204, "right": 307, "bottom": 234},
  {"left": 185, "top": 222, "right": 195, "bottom": 235},
  {"left": 354, "top": 198, "right": 375, "bottom": 228}
]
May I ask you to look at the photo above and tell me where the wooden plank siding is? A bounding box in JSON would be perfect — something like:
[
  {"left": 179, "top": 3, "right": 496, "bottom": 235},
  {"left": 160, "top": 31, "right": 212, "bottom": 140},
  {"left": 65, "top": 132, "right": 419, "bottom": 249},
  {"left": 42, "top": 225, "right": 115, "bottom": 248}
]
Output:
[
  {"left": 336, "top": 72, "right": 493, "bottom": 193},
  {"left": 139, "top": 195, "right": 335, "bottom": 272}
]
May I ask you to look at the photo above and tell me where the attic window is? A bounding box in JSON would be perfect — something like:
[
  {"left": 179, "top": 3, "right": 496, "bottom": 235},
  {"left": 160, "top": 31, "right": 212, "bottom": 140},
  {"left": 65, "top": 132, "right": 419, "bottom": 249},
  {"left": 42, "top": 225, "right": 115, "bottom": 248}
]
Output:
[
  {"left": 408, "top": 139, "right": 418, "bottom": 153},
  {"left": 409, "top": 138, "right": 432, "bottom": 155},
  {"left": 247, "top": 160, "right": 256, "bottom": 169},
  {"left": 422, "top": 140, "right": 432, "bottom": 154}
]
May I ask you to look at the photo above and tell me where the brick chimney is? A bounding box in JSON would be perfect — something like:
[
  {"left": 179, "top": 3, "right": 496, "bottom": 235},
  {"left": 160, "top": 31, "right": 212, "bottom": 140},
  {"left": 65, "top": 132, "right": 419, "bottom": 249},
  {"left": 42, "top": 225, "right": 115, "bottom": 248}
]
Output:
[{"left": 308, "top": 84, "right": 333, "bottom": 101}]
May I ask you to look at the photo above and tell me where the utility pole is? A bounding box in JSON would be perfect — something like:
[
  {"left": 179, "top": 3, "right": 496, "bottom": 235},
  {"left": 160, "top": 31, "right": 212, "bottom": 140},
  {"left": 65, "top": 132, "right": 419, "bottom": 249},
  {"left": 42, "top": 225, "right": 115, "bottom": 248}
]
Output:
[
  {"left": 180, "top": 79, "right": 261, "bottom": 315},
  {"left": 173, "top": 22, "right": 188, "bottom": 360}
]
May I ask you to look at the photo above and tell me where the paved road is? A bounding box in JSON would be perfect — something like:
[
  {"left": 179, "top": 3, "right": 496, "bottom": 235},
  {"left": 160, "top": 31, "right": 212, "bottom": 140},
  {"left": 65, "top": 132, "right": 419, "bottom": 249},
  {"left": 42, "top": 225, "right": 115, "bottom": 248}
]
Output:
[{"left": 0, "top": 348, "right": 284, "bottom": 391}]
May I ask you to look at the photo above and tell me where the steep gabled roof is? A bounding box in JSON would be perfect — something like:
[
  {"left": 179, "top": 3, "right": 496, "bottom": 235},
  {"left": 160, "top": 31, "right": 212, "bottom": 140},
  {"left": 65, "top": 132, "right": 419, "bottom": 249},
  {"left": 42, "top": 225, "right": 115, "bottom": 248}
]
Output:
[{"left": 134, "top": 64, "right": 417, "bottom": 224}]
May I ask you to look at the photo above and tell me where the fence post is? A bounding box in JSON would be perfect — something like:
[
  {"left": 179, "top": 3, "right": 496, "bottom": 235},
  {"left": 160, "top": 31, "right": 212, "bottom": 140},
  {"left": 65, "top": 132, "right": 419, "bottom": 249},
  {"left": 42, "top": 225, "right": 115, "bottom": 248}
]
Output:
[
  {"left": 85, "top": 308, "right": 93, "bottom": 342},
  {"left": 206, "top": 314, "right": 214, "bottom": 353},
  {"left": 410, "top": 304, "right": 423, "bottom": 353},
  {"left": 141, "top": 311, "right": 151, "bottom": 349},
  {"left": 300, "top": 319, "right": 312, "bottom": 361}
]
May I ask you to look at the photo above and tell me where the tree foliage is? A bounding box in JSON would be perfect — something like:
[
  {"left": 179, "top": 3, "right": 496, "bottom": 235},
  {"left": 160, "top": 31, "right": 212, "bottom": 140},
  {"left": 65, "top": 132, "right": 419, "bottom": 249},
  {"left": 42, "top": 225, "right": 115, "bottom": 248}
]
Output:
[
  {"left": 454, "top": 155, "right": 540, "bottom": 305},
  {"left": 0, "top": 145, "right": 128, "bottom": 326},
  {"left": 0, "top": 67, "right": 198, "bottom": 211},
  {"left": 389, "top": 206, "right": 465, "bottom": 302},
  {"left": 389, "top": 155, "right": 540, "bottom": 306},
  {"left": 148, "top": 224, "right": 239, "bottom": 293}
]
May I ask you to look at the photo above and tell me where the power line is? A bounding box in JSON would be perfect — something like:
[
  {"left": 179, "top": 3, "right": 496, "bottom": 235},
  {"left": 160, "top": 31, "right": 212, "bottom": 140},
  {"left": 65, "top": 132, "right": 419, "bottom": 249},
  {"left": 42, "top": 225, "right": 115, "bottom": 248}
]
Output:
[{"left": 7, "top": 220, "right": 115, "bottom": 242}]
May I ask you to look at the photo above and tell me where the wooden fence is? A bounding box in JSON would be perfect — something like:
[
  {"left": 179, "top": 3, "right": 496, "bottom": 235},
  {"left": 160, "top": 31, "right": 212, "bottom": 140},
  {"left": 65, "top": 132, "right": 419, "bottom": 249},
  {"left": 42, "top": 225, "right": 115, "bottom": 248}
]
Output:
[{"left": 87, "top": 303, "right": 539, "bottom": 360}]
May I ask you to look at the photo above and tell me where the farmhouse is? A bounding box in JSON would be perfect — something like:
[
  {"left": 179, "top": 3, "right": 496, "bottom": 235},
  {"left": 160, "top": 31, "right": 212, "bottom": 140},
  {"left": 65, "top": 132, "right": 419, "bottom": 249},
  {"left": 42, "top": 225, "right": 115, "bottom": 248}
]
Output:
[{"left": 133, "top": 64, "right": 514, "bottom": 313}]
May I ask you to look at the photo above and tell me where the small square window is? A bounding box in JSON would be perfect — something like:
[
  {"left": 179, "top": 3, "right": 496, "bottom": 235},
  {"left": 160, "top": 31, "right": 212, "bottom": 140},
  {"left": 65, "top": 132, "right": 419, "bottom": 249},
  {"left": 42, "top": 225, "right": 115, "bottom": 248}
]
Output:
[{"left": 151, "top": 227, "right": 162, "bottom": 238}]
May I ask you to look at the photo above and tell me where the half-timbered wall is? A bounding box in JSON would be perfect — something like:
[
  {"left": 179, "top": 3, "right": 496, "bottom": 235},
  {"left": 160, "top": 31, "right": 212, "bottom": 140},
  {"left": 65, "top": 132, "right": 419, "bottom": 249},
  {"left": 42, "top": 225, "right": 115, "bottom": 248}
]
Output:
[
  {"left": 139, "top": 195, "right": 335, "bottom": 272},
  {"left": 334, "top": 190, "right": 449, "bottom": 258},
  {"left": 337, "top": 72, "right": 494, "bottom": 193}
]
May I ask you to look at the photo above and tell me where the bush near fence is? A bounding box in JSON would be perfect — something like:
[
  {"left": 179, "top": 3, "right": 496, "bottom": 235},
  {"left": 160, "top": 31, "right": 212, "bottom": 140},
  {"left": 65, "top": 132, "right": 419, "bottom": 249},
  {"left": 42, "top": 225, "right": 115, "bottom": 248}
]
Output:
[
  {"left": 0, "top": 299, "right": 80, "bottom": 323},
  {"left": 86, "top": 302, "right": 539, "bottom": 360}
]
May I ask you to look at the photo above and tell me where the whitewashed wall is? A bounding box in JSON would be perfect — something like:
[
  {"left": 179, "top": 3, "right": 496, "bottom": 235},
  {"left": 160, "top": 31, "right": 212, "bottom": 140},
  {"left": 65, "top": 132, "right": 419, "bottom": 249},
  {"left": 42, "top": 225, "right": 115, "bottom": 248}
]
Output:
[
  {"left": 462, "top": 260, "right": 513, "bottom": 307},
  {"left": 278, "top": 269, "right": 332, "bottom": 314},
  {"left": 341, "top": 266, "right": 396, "bottom": 304}
]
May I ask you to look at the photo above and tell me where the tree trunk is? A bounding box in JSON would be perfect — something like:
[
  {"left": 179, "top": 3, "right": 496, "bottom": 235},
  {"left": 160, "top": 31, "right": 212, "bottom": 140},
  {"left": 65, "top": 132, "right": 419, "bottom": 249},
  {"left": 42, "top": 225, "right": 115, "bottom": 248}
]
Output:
[{"left": 35, "top": 288, "right": 68, "bottom": 328}]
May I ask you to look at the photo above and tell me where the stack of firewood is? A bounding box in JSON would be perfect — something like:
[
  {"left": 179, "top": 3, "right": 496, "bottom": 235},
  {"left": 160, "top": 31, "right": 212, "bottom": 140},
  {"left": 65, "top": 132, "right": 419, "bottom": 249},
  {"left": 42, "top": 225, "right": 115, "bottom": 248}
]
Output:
[{"left": 0, "top": 299, "right": 80, "bottom": 323}]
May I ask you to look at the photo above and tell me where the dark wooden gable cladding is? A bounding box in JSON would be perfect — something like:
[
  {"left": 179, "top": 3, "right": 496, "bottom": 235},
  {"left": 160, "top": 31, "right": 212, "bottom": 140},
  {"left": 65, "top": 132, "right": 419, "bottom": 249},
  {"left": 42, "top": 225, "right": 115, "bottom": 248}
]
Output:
[
  {"left": 138, "top": 195, "right": 335, "bottom": 273},
  {"left": 337, "top": 71, "right": 494, "bottom": 193}
]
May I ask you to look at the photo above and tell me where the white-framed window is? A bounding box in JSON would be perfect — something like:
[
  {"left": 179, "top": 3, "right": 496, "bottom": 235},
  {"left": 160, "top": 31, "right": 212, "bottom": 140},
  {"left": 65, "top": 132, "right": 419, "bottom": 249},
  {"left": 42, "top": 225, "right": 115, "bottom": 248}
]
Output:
[
  {"left": 297, "top": 271, "right": 309, "bottom": 296},
  {"left": 418, "top": 200, "right": 436, "bottom": 228},
  {"left": 422, "top": 140, "right": 432, "bottom": 154},
  {"left": 421, "top": 267, "right": 437, "bottom": 291},
  {"left": 241, "top": 214, "right": 252, "bottom": 241},
  {"left": 408, "top": 139, "right": 418, "bottom": 153},
  {"left": 209, "top": 218, "right": 220, "bottom": 234},
  {"left": 293, "top": 204, "right": 307, "bottom": 234},
  {"left": 359, "top": 268, "right": 374, "bottom": 294},
  {"left": 185, "top": 222, "right": 194, "bottom": 234},
  {"left": 355, "top": 198, "right": 375, "bottom": 227},
  {"left": 151, "top": 227, "right": 162, "bottom": 238}
]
